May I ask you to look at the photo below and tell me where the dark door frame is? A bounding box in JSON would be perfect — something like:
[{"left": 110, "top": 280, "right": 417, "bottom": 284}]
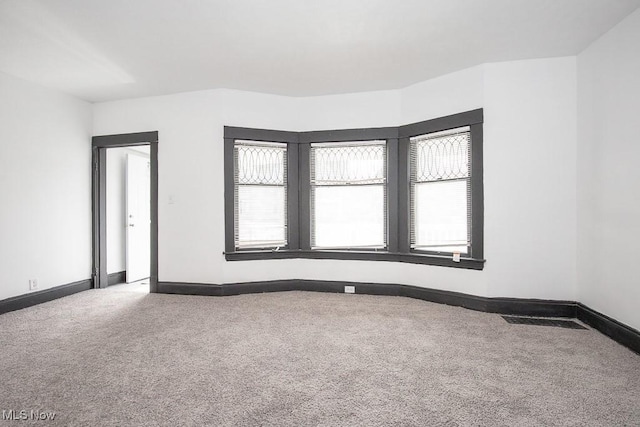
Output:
[{"left": 91, "top": 131, "right": 159, "bottom": 292}]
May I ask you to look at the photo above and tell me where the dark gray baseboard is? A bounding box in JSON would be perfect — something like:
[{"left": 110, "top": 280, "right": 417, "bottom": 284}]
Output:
[
  {"left": 157, "top": 279, "right": 640, "bottom": 355},
  {"left": 157, "top": 279, "right": 577, "bottom": 317},
  {"left": 0, "top": 279, "right": 92, "bottom": 315},
  {"left": 107, "top": 271, "right": 126, "bottom": 286},
  {"left": 577, "top": 304, "right": 640, "bottom": 355}
]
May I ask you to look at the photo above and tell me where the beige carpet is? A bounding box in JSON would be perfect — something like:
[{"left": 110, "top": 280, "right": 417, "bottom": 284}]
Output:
[{"left": 0, "top": 284, "right": 639, "bottom": 426}]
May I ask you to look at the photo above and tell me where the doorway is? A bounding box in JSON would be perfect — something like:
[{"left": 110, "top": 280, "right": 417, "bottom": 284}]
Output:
[
  {"left": 106, "top": 146, "right": 151, "bottom": 286},
  {"left": 92, "top": 132, "right": 158, "bottom": 292}
]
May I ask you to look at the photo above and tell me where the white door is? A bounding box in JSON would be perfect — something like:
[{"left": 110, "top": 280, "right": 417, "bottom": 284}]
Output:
[{"left": 126, "top": 153, "right": 151, "bottom": 283}]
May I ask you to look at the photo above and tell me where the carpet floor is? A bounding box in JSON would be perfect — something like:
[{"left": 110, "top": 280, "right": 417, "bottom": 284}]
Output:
[{"left": 0, "top": 285, "right": 639, "bottom": 426}]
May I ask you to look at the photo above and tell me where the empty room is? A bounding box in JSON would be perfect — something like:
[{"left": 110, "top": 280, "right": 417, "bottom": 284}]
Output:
[{"left": 1, "top": 0, "right": 639, "bottom": 425}]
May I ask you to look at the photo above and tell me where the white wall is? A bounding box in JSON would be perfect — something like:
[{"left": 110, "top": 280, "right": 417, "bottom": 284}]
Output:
[
  {"left": 93, "top": 57, "right": 578, "bottom": 301},
  {"left": 0, "top": 71, "right": 92, "bottom": 300},
  {"left": 106, "top": 146, "right": 150, "bottom": 274},
  {"left": 577, "top": 9, "right": 640, "bottom": 331},
  {"left": 400, "top": 66, "right": 484, "bottom": 124},
  {"left": 483, "top": 57, "right": 577, "bottom": 300}
]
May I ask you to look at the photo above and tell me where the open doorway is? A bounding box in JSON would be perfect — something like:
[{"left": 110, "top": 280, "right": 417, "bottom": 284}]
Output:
[
  {"left": 106, "top": 146, "right": 151, "bottom": 291},
  {"left": 92, "top": 132, "right": 158, "bottom": 292}
]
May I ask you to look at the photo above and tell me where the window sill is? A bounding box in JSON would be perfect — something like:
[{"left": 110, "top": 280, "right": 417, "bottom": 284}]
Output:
[{"left": 224, "top": 250, "right": 485, "bottom": 270}]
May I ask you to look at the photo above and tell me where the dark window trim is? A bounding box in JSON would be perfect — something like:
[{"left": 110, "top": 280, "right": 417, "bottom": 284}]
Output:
[
  {"left": 224, "top": 129, "right": 299, "bottom": 253},
  {"left": 298, "top": 143, "right": 311, "bottom": 250},
  {"left": 224, "top": 250, "right": 484, "bottom": 270},
  {"left": 398, "top": 109, "right": 483, "bottom": 138},
  {"left": 287, "top": 143, "right": 300, "bottom": 250},
  {"left": 299, "top": 127, "right": 398, "bottom": 143},
  {"left": 223, "top": 109, "right": 485, "bottom": 269},
  {"left": 224, "top": 127, "right": 298, "bottom": 143}
]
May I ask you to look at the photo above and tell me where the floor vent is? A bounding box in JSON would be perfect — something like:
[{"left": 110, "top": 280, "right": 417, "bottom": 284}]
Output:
[{"left": 502, "top": 316, "right": 587, "bottom": 330}]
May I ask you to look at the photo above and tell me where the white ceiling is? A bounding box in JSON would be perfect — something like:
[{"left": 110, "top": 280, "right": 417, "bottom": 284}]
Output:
[{"left": 1, "top": 0, "right": 638, "bottom": 103}]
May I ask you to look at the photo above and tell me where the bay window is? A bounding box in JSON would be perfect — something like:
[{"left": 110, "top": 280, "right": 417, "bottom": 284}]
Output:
[{"left": 224, "top": 109, "right": 484, "bottom": 269}]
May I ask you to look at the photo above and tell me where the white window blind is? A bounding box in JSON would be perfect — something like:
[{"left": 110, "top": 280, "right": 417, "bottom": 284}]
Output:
[
  {"left": 410, "top": 127, "right": 471, "bottom": 254},
  {"left": 234, "top": 140, "right": 287, "bottom": 249},
  {"left": 310, "top": 141, "right": 386, "bottom": 249}
]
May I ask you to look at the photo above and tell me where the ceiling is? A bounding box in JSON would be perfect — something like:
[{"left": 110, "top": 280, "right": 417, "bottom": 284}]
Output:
[{"left": 1, "top": 0, "right": 638, "bottom": 103}]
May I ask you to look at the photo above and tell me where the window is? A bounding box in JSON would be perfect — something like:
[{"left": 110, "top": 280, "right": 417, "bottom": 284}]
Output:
[
  {"left": 224, "top": 109, "right": 484, "bottom": 269},
  {"left": 311, "top": 141, "right": 386, "bottom": 249},
  {"left": 234, "top": 140, "right": 287, "bottom": 249},
  {"left": 410, "top": 127, "right": 471, "bottom": 254}
]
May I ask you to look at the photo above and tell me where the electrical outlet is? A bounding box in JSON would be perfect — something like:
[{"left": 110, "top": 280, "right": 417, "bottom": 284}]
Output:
[
  {"left": 29, "top": 279, "right": 38, "bottom": 290},
  {"left": 344, "top": 285, "right": 355, "bottom": 294}
]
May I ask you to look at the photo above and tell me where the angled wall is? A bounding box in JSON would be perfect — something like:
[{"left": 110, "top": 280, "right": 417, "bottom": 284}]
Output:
[
  {"left": 483, "top": 57, "right": 577, "bottom": 300},
  {"left": 577, "top": 8, "right": 640, "bottom": 331}
]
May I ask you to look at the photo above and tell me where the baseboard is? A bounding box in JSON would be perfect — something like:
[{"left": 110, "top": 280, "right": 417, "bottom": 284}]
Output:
[
  {"left": 157, "top": 279, "right": 640, "bottom": 354},
  {"left": 577, "top": 303, "right": 640, "bottom": 355},
  {"left": 107, "top": 271, "right": 126, "bottom": 286},
  {"left": 156, "top": 279, "right": 576, "bottom": 317},
  {"left": 0, "top": 279, "right": 93, "bottom": 315}
]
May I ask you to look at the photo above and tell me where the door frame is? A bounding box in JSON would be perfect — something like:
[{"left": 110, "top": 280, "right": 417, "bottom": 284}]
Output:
[{"left": 92, "top": 131, "right": 159, "bottom": 292}]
